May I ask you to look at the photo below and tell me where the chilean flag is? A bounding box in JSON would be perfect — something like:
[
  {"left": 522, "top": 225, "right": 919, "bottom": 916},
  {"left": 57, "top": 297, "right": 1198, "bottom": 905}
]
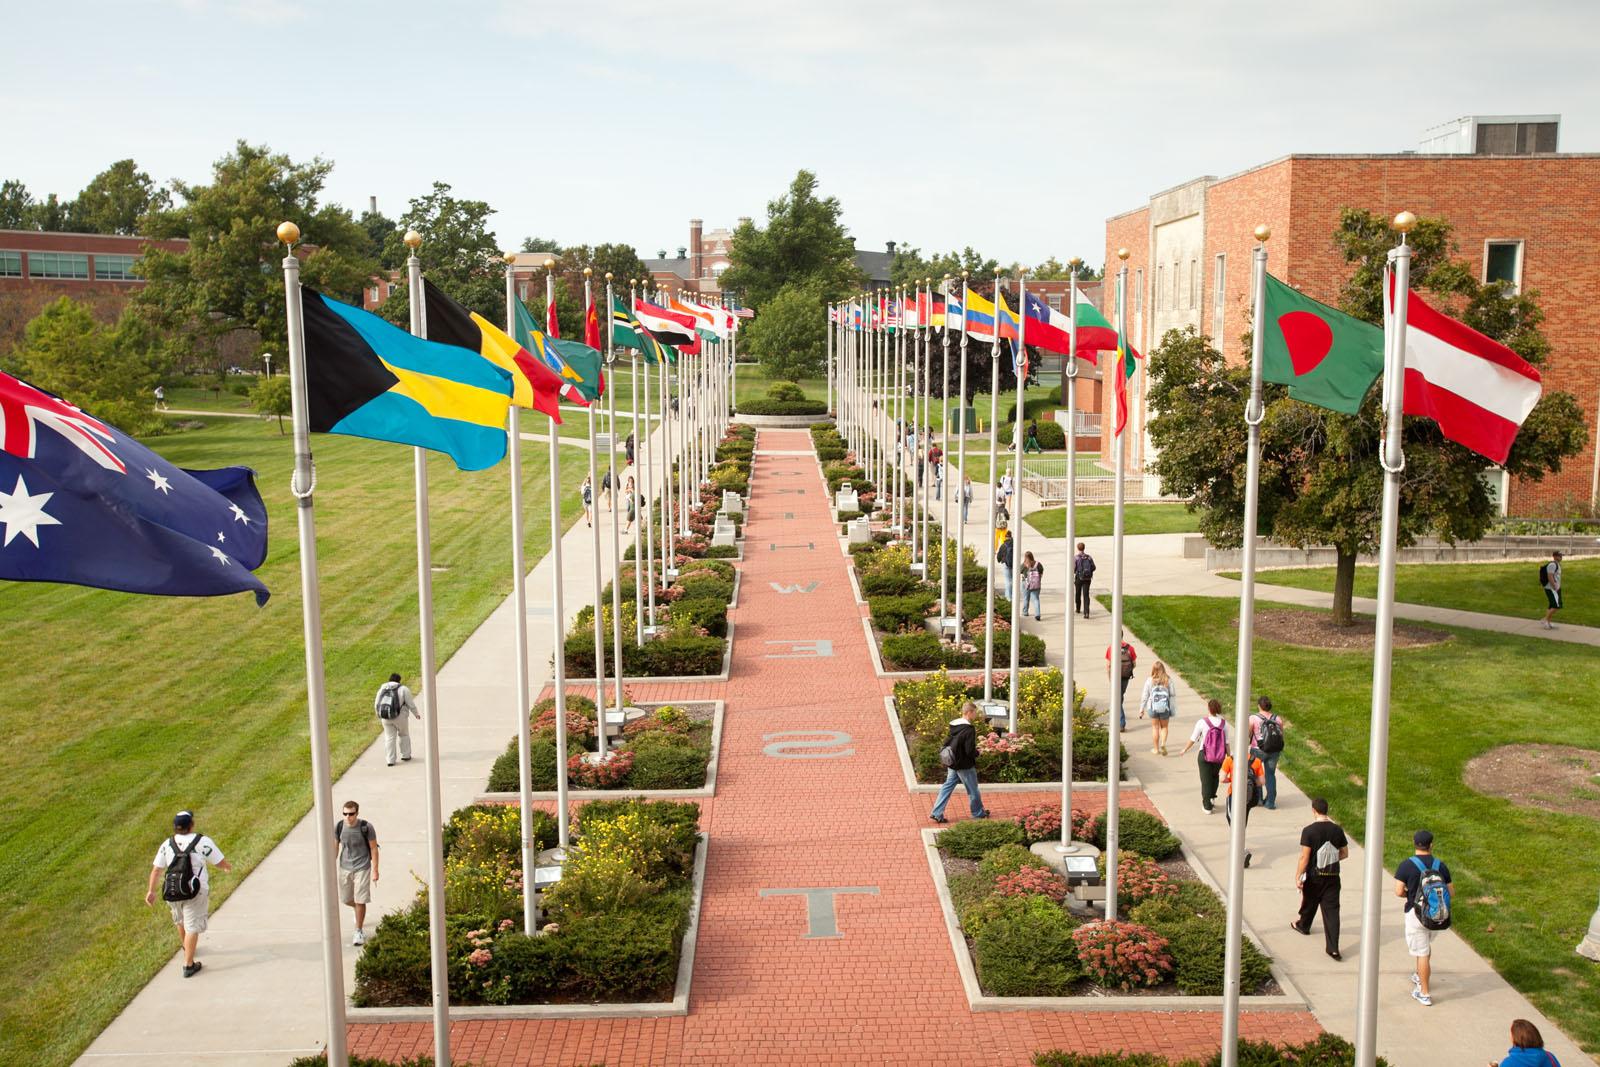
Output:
[{"left": 1392, "top": 283, "right": 1542, "bottom": 465}]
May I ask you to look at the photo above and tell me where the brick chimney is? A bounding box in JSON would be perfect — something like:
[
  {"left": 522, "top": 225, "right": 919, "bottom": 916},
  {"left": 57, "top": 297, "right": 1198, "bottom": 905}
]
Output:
[{"left": 689, "top": 218, "right": 704, "bottom": 279}]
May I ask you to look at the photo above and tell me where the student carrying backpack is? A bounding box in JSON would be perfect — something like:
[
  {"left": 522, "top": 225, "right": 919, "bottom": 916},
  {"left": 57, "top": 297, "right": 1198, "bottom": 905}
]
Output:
[
  {"left": 1249, "top": 695, "right": 1286, "bottom": 809},
  {"left": 162, "top": 835, "right": 204, "bottom": 902},
  {"left": 376, "top": 682, "right": 403, "bottom": 720},
  {"left": 1180, "top": 698, "right": 1231, "bottom": 814},
  {"left": 1409, "top": 857, "right": 1452, "bottom": 930},
  {"left": 1398, "top": 829, "right": 1453, "bottom": 1006}
]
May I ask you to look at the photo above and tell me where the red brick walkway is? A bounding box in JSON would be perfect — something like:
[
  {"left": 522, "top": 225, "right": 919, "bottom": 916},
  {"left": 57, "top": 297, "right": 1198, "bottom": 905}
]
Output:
[{"left": 349, "top": 428, "right": 1318, "bottom": 1065}]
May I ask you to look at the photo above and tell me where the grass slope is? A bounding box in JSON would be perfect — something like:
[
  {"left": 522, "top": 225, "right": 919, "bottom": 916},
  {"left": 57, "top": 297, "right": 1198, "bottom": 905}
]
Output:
[
  {"left": 1119, "top": 595, "right": 1600, "bottom": 1055},
  {"left": 1236, "top": 558, "right": 1597, "bottom": 629},
  {"left": 0, "top": 418, "right": 585, "bottom": 1067},
  {"left": 1026, "top": 502, "right": 1200, "bottom": 540}
]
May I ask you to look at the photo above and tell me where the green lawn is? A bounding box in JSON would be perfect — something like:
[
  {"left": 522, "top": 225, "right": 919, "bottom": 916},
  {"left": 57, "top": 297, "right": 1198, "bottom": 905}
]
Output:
[
  {"left": 164, "top": 381, "right": 258, "bottom": 413},
  {"left": 1120, "top": 595, "right": 1600, "bottom": 1056},
  {"left": 1025, "top": 502, "right": 1201, "bottom": 539},
  {"left": 1237, "top": 558, "right": 1597, "bottom": 629},
  {"left": 0, "top": 418, "right": 586, "bottom": 1066}
]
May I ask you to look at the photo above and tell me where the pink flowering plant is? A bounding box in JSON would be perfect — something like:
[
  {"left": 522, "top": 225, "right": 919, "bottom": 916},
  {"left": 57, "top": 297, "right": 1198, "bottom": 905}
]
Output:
[
  {"left": 568, "top": 749, "right": 635, "bottom": 788},
  {"left": 1014, "top": 804, "right": 1095, "bottom": 845},
  {"left": 977, "top": 731, "right": 1034, "bottom": 756},
  {"left": 1102, "top": 850, "right": 1177, "bottom": 907},
  {"left": 993, "top": 866, "right": 1070, "bottom": 903},
  {"left": 1070, "top": 920, "right": 1174, "bottom": 990}
]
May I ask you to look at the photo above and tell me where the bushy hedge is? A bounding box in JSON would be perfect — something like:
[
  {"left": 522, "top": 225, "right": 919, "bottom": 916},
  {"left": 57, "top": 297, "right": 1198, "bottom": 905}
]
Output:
[
  {"left": 868, "top": 591, "right": 936, "bottom": 633},
  {"left": 975, "top": 895, "right": 1082, "bottom": 995},
  {"left": 737, "top": 397, "right": 828, "bottom": 415},
  {"left": 935, "top": 818, "right": 1025, "bottom": 859},
  {"left": 1001, "top": 420, "right": 1068, "bottom": 450},
  {"left": 564, "top": 630, "right": 725, "bottom": 677},
  {"left": 1090, "top": 808, "right": 1182, "bottom": 860},
  {"left": 1034, "top": 1037, "right": 1385, "bottom": 1067},
  {"left": 880, "top": 631, "right": 1046, "bottom": 670},
  {"left": 487, "top": 706, "right": 713, "bottom": 792}
]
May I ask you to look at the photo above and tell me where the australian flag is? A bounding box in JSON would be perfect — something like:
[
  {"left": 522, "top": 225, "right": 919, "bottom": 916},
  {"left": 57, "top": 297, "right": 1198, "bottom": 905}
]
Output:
[{"left": 0, "top": 371, "right": 269, "bottom": 604}]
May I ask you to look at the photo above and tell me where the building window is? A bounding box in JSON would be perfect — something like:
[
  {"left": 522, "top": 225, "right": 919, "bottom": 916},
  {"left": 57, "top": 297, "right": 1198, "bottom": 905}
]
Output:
[
  {"left": 1156, "top": 266, "right": 1164, "bottom": 311},
  {"left": 0, "top": 250, "right": 20, "bottom": 277},
  {"left": 94, "top": 253, "right": 137, "bottom": 281},
  {"left": 1172, "top": 262, "right": 1180, "bottom": 309},
  {"left": 1212, "top": 254, "right": 1226, "bottom": 339},
  {"left": 1484, "top": 240, "right": 1523, "bottom": 292},
  {"left": 1047, "top": 294, "right": 1062, "bottom": 311},
  {"left": 1134, "top": 269, "right": 1143, "bottom": 313},
  {"left": 1190, "top": 259, "right": 1198, "bottom": 310},
  {"left": 28, "top": 252, "right": 90, "bottom": 280}
]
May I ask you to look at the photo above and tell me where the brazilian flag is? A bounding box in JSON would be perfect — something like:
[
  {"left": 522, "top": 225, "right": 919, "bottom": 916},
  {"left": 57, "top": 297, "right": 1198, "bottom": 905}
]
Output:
[{"left": 299, "top": 288, "right": 513, "bottom": 471}]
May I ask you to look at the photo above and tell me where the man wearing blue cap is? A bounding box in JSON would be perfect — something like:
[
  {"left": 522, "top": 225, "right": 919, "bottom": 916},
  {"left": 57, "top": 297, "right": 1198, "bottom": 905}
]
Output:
[{"left": 145, "top": 811, "right": 232, "bottom": 978}]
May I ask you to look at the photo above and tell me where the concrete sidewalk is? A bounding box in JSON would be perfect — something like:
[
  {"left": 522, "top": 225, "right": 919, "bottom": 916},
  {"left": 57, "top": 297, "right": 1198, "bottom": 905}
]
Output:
[{"left": 78, "top": 423, "right": 672, "bottom": 1064}]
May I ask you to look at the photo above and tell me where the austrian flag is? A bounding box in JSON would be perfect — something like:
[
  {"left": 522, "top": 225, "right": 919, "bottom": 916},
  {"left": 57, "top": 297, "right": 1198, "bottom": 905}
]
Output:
[{"left": 1394, "top": 286, "right": 1543, "bottom": 464}]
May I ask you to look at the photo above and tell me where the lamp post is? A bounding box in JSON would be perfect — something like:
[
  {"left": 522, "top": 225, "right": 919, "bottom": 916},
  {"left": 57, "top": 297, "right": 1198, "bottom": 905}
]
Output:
[{"left": 262, "top": 352, "right": 273, "bottom": 379}]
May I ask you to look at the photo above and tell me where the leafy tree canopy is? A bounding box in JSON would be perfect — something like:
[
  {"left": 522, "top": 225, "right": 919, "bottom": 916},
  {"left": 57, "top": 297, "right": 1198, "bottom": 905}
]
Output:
[
  {"left": 720, "top": 170, "right": 862, "bottom": 307},
  {"left": 1030, "top": 257, "right": 1101, "bottom": 281},
  {"left": 889, "top": 246, "right": 1000, "bottom": 290},
  {"left": 520, "top": 235, "right": 561, "bottom": 253},
  {"left": 6, "top": 297, "right": 166, "bottom": 435},
  {"left": 743, "top": 281, "right": 827, "bottom": 382},
  {"left": 73, "top": 159, "right": 170, "bottom": 235},
  {"left": 378, "top": 181, "right": 502, "bottom": 325}
]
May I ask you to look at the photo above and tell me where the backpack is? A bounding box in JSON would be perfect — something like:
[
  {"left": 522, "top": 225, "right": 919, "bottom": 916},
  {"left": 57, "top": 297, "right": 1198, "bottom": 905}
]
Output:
[
  {"left": 1314, "top": 838, "right": 1342, "bottom": 875},
  {"left": 938, "top": 744, "right": 956, "bottom": 768},
  {"left": 1244, "top": 769, "right": 1263, "bottom": 810},
  {"left": 1026, "top": 565, "right": 1042, "bottom": 591},
  {"left": 1539, "top": 562, "right": 1550, "bottom": 586},
  {"left": 1256, "top": 715, "right": 1284, "bottom": 755},
  {"left": 376, "top": 683, "right": 403, "bottom": 720},
  {"left": 1149, "top": 684, "right": 1171, "bottom": 715},
  {"left": 1119, "top": 644, "right": 1135, "bottom": 680},
  {"left": 1075, "top": 554, "right": 1095, "bottom": 581},
  {"left": 1409, "top": 856, "right": 1452, "bottom": 930},
  {"left": 161, "top": 835, "right": 204, "bottom": 902},
  {"left": 1202, "top": 718, "right": 1228, "bottom": 763}
]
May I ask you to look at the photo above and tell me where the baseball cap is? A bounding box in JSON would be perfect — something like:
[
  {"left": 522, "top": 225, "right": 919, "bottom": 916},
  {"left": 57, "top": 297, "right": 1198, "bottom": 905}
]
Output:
[
  {"left": 1413, "top": 829, "right": 1433, "bottom": 848},
  {"left": 173, "top": 810, "right": 194, "bottom": 829}
]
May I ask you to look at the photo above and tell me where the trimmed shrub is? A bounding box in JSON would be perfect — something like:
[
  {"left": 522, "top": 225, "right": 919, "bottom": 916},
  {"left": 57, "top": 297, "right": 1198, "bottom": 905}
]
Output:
[
  {"left": 936, "top": 818, "right": 1024, "bottom": 859},
  {"left": 868, "top": 591, "right": 936, "bottom": 633},
  {"left": 549, "top": 889, "right": 691, "bottom": 1000},
  {"left": 974, "top": 896, "right": 1082, "bottom": 996},
  {"left": 766, "top": 381, "right": 807, "bottom": 401},
  {"left": 486, "top": 735, "right": 560, "bottom": 792},
  {"left": 704, "top": 544, "right": 739, "bottom": 558},
  {"left": 1090, "top": 809, "right": 1181, "bottom": 860},
  {"left": 977, "top": 843, "right": 1048, "bottom": 880},
  {"left": 1032, "top": 1035, "right": 1382, "bottom": 1067},
  {"left": 738, "top": 397, "right": 828, "bottom": 415},
  {"left": 1160, "top": 915, "right": 1274, "bottom": 996},
  {"left": 667, "top": 596, "right": 729, "bottom": 637},
  {"left": 1002, "top": 420, "right": 1068, "bottom": 450},
  {"left": 626, "top": 731, "right": 709, "bottom": 789},
  {"left": 859, "top": 568, "right": 919, "bottom": 596},
  {"left": 946, "top": 871, "right": 995, "bottom": 922},
  {"left": 1070, "top": 920, "right": 1172, "bottom": 990},
  {"left": 1096, "top": 850, "right": 1177, "bottom": 908}
]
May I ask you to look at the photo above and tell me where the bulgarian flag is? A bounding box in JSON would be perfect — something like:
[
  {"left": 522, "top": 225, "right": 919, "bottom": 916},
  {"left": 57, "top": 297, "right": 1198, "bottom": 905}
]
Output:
[{"left": 1261, "top": 273, "right": 1384, "bottom": 414}]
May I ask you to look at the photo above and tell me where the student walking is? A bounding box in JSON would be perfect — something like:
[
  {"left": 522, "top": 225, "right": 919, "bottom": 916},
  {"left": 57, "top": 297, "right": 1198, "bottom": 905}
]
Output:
[
  {"left": 1291, "top": 797, "right": 1349, "bottom": 960},
  {"left": 930, "top": 443, "right": 944, "bottom": 499},
  {"left": 600, "top": 467, "right": 614, "bottom": 510},
  {"left": 145, "top": 811, "right": 232, "bottom": 978},
  {"left": 1491, "top": 1020, "right": 1562, "bottom": 1067},
  {"left": 374, "top": 673, "right": 420, "bottom": 766},
  {"left": 580, "top": 475, "right": 594, "bottom": 527},
  {"left": 1249, "top": 695, "right": 1286, "bottom": 809},
  {"left": 1540, "top": 550, "right": 1563, "bottom": 629},
  {"left": 1398, "top": 829, "right": 1453, "bottom": 1006},
  {"left": 624, "top": 431, "right": 635, "bottom": 467},
  {"left": 1105, "top": 634, "right": 1136, "bottom": 730},
  {"left": 1220, "top": 749, "right": 1265, "bottom": 867},
  {"left": 1024, "top": 419, "right": 1042, "bottom": 453},
  {"left": 994, "top": 482, "right": 1010, "bottom": 524},
  {"left": 1180, "top": 698, "right": 1231, "bottom": 814},
  {"left": 961, "top": 475, "right": 973, "bottom": 524},
  {"left": 1138, "top": 661, "right": 1176, "bottom": 755},
  {"left": 334, "top": 800, "right": 380, "bottom": 946},
  {"left": 1021, "top": 551, "right": 1043, "bottom": 620},
  {"left": 929, "top": 700, "right": 995, "bottom": 823},
  {"left": 996, "top": 529, "right": 1015, "bottom": 598},
  {"left": 623, "top": 476, "right": 638, "bottom": 533},
  {"left": 1072, "top": 542, "right": 1096, "bottom": 619}
]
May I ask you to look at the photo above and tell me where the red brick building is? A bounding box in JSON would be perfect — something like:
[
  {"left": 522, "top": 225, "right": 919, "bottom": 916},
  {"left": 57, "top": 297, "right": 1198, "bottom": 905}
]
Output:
[
  {"left": 0, "top": 229, "right": 189, "bottom": 351},
  {"left": 1102, "top": 149, "right": 1600, "bottom": 514}
]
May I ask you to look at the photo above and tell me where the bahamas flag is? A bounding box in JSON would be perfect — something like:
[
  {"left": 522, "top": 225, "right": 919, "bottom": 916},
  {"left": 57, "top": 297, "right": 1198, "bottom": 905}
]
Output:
[
  {"left": 300, "top": 289, "right": 513, "bottom": 471},
  {"left": 513, "top": 300, "right": 603, "bottom": 403},
  {"left": 422, "top": 280, "right": 563, "bottom": 421}
]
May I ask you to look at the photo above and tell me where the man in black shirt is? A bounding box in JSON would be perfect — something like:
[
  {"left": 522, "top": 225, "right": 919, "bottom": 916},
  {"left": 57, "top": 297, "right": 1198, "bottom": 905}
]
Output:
[
  {"left": 1396, "top": 829, "right": 1452, "bottom": 1006},
  {"left": 1291, "top": 797, "right": 1349, "bottom": 959}
]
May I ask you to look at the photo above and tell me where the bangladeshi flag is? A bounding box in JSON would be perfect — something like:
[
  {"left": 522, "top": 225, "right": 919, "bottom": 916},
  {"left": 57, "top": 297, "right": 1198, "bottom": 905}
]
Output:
[{"left": 1261, "top": 274, "right": 1384, "bottom": 414}]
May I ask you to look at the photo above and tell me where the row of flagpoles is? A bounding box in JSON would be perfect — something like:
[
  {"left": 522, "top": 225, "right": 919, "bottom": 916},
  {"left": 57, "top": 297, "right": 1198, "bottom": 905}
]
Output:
[{"left": 823, "top": 218, "right": 1542, "bottom": 1067}]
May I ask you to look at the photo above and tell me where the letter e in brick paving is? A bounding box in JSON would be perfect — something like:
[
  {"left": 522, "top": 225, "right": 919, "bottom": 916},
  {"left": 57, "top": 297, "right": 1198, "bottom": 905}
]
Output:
[
  {"left": 758, "top": 887, "right": 879, "bottom": 939},
  {"left": 761, "top": 730, "right": 853, "bottom": 758},
  {"left": 763, "top": 639, "right": 832, "bottom": 658}
]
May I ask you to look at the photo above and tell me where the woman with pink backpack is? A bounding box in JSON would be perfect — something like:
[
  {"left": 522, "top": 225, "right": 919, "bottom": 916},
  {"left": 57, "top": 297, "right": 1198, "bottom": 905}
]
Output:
[{"left": 1178, "top": 697, "right": 1232, "bottom": 814}]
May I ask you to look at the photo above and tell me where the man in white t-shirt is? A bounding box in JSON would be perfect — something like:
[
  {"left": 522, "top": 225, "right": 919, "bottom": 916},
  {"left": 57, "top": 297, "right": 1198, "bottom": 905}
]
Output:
[{"left": 145, "top": 810, "right": 232, "bottom": 978}]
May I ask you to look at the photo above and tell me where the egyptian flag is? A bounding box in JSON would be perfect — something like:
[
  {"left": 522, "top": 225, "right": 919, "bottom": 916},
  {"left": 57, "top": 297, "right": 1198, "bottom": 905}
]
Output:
[
  {"left": 298, "top": 288, "right": 513, "bottom": 471},
  {"left": 422, "top": 281, "right": 562, "bottom": 421},
  {"left": 635, "top": 299, "right": 698, "bottom": 347}
]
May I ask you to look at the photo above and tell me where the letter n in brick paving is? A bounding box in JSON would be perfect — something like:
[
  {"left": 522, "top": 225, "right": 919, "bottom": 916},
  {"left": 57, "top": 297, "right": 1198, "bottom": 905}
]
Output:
[
  {"left": 758, "top": 887, "right": 879, "bottom": 939},
  {"left": 761, "top": 730, "right": 853, "bottom": 758}
]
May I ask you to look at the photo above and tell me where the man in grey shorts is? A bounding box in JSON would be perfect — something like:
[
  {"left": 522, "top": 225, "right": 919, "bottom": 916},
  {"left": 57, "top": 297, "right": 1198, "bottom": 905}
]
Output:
[
  {"left": 334, "top": 800, "right": 380, "bottom": 946},
  {"left": 145, "top": 810, "right": 232, "bottom": 978}
]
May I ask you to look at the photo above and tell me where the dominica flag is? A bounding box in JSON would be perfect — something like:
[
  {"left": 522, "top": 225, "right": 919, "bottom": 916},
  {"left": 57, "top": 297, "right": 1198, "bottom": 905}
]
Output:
[
  {"left": 298, "top": 288, "right": 513, "bottom": 471},
  {"left": 512, "top": 299, "right": 602, "bottom": 402},
  {"left": 422, "top": 281, "right": 563, "bottom": 420},
  {"left": 1261, "top": 273, "right": 1384, "bottom": 415},
  {"left": 611, "top": 295, "right": 647, "bottom": 351}
]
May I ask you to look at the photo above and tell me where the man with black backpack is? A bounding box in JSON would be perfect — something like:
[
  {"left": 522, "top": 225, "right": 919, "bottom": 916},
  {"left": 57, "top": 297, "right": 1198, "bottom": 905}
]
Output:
[
  {"left": 1397, "top": 829, "right": 1453, "bottom": 1007},
  {"left": 374, "top": 672, "right": 420, "bottom": 767},
  {"left": 144, "top": 811, "right": 231, "bottom": 978},
  {"left": 1249, "top": 695, "right": 1286, "bottom": 809},
  {"left": 1072, "top": 542, "right": 1096, "bottom": 619}
]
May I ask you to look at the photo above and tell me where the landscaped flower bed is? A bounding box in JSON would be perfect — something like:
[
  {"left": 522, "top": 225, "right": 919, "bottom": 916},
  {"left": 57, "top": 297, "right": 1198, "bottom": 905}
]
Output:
[
  {"left": 486, "top": 697, "right": 717, "bottom": 792},
  {"left": 563, "top": 558, "right": 735, "bottom": 677},
  {"left": 934, "top": 807, "right": 1276, "bottom": 1000},
  {"left": 353, "top": 798, "right": 701, "bottom": 1007},
  {"left": 1031, "top": 1034, "right": 1386, "bottom": 1067},
  {"left": 894, "top": 667, "right": 1126, "bottom": 783}
]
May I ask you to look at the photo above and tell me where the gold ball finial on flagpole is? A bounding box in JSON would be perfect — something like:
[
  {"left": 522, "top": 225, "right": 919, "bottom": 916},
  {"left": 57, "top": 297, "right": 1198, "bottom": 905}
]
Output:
[
  {"left": 276, "top": 221, "right": 300, "bottom": 246},
  {"left": 1117, "top": 247, "right": 1130, "bottom": 261},
  {"left": 1393, "top": 211, "right": 1417, "bottom": 233},
  {"left": 943, "top": 273, "right": 951, "bottom": 281},
  {"left": 605, "top": 271, "right": 614, "bottom": 281},
  {"left": 583, "top": 266, "right": 593, "bottom": 278},
  {"left": 403, "top": 230, "right": 421, "bottom": 249},
  {"left": 1254, "top": 224, "right": 1271, "bottom": 243},
  {"left": 503, "top": 252, "right": 516, "bottom": 265},
  {"left": 1069, "top": 256, "right": 1083, "bottom": 269},
  {"left": 630, "top": 278, "right": 637, "bottom": 286},
  {"left": 543, "top": 258, "right": 555, "bottom": 270},
  {"left": 961, "top": 270, "right": 969, "bottom": 280}
]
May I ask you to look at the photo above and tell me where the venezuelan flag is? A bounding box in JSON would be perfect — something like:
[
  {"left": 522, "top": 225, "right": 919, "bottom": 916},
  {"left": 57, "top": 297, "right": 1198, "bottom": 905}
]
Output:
[
  {"left": 422, "top": 280, "right": 563, "bottom": 420},
  {"left": 299, "top": 288, "right": 513, "bottom": 471}
]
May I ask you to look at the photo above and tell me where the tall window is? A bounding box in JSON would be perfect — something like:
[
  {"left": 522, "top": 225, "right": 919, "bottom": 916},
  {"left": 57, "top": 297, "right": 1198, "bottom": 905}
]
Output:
[
  {"left": 1172, "top": 262, "right": 1180, "bottom": 309},
  {"left": 1156, "top": 266, "right": 1164, "bottom": 311},
  {"left": 1484, "top": 240, "right": 1523, "bottom": 293},
  {"left": 0, "top": 250, "right": 20, "bottom": 277},
  {"left": 1135, "top": 269, "right": 1143, "bottom": 313},
  {"left": 1190, "top": 259, "right": 1198, "bottom": 310},
  {"left": 28, "top": 252, "right": 89, "bottom": 279},
  {"left": 94, "top": 253, "right": 137, "bottom": 281},
  {"left": 1212, "top": 253, "right": 1226, "bottom": 340}
]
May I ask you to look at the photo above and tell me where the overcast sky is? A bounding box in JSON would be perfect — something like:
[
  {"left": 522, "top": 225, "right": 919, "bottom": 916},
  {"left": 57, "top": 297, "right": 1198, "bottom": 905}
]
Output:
[{"left": 5, "top": 0, "right": 1595, "bottom": 272}]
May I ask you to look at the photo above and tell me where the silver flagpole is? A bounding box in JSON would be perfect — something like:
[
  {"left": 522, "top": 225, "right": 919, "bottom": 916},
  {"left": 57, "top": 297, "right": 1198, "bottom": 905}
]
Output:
[
  {"left": 402, "top": 231, "right": 451, "bottom": 1066},
  {"left": 640, "top": 287, "right": 658, "bottom": 637},
  {"left": 1057, "top": 260, "right": 1086, "bottom": 855},
  {"left": 275, "top": 222, "right": 349, "bottom": 1067},
  {"left": 1221, "top": 226, "right": 1272, "bottom": 1065},
  {"left": 543, "top": 261, "right": 571, "bottom": 849},
  {"left": 939, "top": 276, "right": 952, "bottom": 638},
  {"left": 983, "top": 271, "right": 1002, "bottom": 711},
  {"left": 955, "top": 273, "right": 971, "bottom": 646},
  {"left": 583, "top": 268, "right": 609, "bottom": 759},
  {"left": 1007, "top": 272, "right": 1027, "bottom": 732},
  {"left": 827, "top": 302, "right": 835, "bottom": 414},
  {"left": 908, "top": 286, "right": 920, "bottom": 554},
  {"left": 1354, "top": 211, "right": 1417, "bottom": 1067},
  {"left": 503, "top": 255, "right": 536, "bottom": 935},
  {"left": 630, "top": 299, "right": 643, "bottom": 647},
  {"left": 920, "top": 281, "right": 932, "bottom": 570},
  {"left": 1105, "top": 248, "right": 1132, "bottom": 921},
  {"left": 604, "top": 274, "right": 627, "bottom": 749}
]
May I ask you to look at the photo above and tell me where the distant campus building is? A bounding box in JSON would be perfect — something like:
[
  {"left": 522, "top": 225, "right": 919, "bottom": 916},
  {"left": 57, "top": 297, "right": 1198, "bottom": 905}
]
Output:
[
  {"left": 0, "top": 229, "right": 188, "bottom": 350},
  {"left": 1102, "top": 114, "right": 1600, "bottom": 515}
]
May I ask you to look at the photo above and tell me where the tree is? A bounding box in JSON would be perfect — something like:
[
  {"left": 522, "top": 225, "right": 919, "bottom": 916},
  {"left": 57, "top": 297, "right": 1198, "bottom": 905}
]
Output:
[
  {"left": 70, "top": 159, "right": 169, "bottom": 235},
  {"left": 252, "top": 374, "right": 292, "bottom": 433},
  {"left": 7, "top": 297, "right": 164, "bottom": 435},
  {"left": 1147, "top": 209, "right": 1587, "bottom": 625},
  {"left": 135, "top": 141, "right": 376, "bottom": 371},
  {"left": 1031, "top": 257, "right": 1101, "bottom": 281},
  {"left": 0, "top": 180, "right": 33, "bottom": 229},
  {"left": 357, "top": 208, "right": 399, "bottom": 269},
  {"left": 890, "top": 246, "right": 1000, "bottom": 290},
  {"left": 719, "top": 170, "right": 862, "bottom": 307},
  {"left": 377, "top": 181, "right": 502, "bottom": 326},
  {"left": 521, "top": 235, "right": 561, "bottom": 253},
  {"left": 27, "top": 193, "right": 73, "bottom": 232},
  {"left": 742, "top": 282, "right": 827, "bottom": 382}
]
